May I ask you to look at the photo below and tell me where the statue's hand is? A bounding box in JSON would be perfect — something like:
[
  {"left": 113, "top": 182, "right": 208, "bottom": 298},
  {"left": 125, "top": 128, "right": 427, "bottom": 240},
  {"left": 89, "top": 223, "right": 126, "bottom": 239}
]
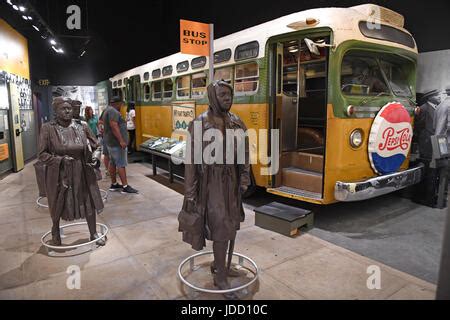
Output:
[
  {"left": 186, "top": 199, "right": 196, "bottom": 213},
  {"left": 64, "top": 156, "right": 75, "bottom": 161}
]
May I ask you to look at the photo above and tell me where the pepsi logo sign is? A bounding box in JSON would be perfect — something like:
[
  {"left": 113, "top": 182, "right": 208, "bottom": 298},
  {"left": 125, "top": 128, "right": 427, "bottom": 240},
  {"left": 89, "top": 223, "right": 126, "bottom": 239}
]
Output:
[{"left": 368, "top": 102, "right": 413, "bottom": 175}]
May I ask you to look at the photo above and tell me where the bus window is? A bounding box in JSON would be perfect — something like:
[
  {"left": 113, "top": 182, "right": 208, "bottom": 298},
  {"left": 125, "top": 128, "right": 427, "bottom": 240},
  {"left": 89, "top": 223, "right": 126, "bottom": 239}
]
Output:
[
  {"left": 143, "top": 83, "right": 151, "bottom": 101},
  {"left": 234, "top": 62, "right": 259, "bottom": 94},
  {"left": 235, "top": 41, "right": 259, "bottom": 61},
  {"left": 177, "top": 76, "right": 190, "bottom": 99},
  {"left": 152, "top": 69, "right": 161, "bottom": 79},
  {"left": 122, "top": 88, "right": 127, "bottom": 101},
  {"left": 341, "top": 54, "right": 389, "bottom": 96},
  {"left": 177, "top": 61, "right": 189, "bottom": 73},
  {"left": 214, "top": 67, "right": 233, "bottom": 84},
  {"left": 283, "top": 40, "right": 299, "bottom": 96},
  {"left": 192, "top": 56, "right": 207, "bottom": 69},
  {"left": 152, "top": 81, "right": 162, "bottom": 100},
  {"left": 163, "top": 79, "right": 173, "bottom": 99},
  {"left": 112, "top": 88, "right": 123, "bottom": 100},
  {"left": 192, "top": 73, "right": 207, "bottom": 99},
  {"left": 163, "top": 66, "right": 173, "bottom": 77},
  {"left": 379, "top": 59, "right": 413, "bottom": 97},
  {"left": 214, "top": 49, "right": 232, "bottom": 64}
]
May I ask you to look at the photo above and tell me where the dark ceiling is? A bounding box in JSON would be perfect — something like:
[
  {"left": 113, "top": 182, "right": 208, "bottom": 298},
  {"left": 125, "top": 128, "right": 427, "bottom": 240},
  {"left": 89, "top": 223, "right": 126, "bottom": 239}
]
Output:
[{"left": 1, "top": 0, "right": 450, "bottom": 86}]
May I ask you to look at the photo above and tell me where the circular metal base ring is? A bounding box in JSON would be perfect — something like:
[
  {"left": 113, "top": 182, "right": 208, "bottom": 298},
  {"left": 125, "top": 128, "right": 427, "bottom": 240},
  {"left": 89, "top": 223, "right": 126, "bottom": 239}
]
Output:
[
  {"left": 36, "top": 196, "right": 49, "bottom": 208},
  {"left": 41, "top": 222, "right": 109, "bottom": 252},
  {"left": 100, "top": 189, "right": 108, "bottom": 202},
  {"left": 177, "top": 251, "right": 259, "bottom": 294}
]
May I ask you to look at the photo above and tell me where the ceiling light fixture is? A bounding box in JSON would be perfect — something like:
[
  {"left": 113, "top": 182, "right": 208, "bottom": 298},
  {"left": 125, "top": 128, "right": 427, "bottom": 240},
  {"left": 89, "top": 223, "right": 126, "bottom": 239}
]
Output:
[
  {"left": 50, "top": 39, "right": 57, "bottom": 45},
  {"left": 7, "top": 0, "right": 13, "bottom": 5},
  {"left": 18, "top": 5, "right": 25, "bottom": 12},
  {"left": 22, "top": 15, "right": 28, "bottom": 20},
  {"left": 52, "top": 46, "right": 64, "bottom": 54},
  {"left": 12, "top": 4, "right": 18, "bottom": 10},
  {"left": 32, "top": 25, "right": 39, "bottom": 31}
]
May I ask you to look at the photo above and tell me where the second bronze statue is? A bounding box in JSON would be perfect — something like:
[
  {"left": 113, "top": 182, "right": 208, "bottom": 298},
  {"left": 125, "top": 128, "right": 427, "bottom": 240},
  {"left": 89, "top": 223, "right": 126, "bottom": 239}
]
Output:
[
  {"left": 38, "top": 97, "right": 106, "bottom": 247},
  {"left": 178, "top": 80, "right": 251, "bottom": 299}
]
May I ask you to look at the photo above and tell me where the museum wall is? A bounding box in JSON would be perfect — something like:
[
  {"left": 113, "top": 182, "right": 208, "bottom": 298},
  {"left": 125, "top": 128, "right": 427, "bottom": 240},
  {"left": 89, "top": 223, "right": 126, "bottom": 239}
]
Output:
[{"left": 417, "top": 49, "right": 450, "bottom": 95}]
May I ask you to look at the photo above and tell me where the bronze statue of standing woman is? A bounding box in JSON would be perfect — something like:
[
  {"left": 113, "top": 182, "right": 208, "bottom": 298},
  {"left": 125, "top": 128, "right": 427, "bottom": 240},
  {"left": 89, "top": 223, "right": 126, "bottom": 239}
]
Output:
[
  {"left": 179, "top": 80, "right": 250, "bottom": 299},
  {"left": 38, "top": 97, "right": 106, "bottom": 246}
]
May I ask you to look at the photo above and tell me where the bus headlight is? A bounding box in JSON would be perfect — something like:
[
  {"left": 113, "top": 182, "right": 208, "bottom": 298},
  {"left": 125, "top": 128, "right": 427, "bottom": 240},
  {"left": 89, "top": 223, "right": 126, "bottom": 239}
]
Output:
[{"left": 350, "top": 129, "right": 364, "bottom": 148}]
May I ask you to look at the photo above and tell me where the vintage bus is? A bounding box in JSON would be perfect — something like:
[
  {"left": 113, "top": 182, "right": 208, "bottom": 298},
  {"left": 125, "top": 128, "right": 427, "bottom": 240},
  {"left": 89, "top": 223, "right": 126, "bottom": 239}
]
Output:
[{"left": 108, "top": 4, "right": 421, "bottom": 204}]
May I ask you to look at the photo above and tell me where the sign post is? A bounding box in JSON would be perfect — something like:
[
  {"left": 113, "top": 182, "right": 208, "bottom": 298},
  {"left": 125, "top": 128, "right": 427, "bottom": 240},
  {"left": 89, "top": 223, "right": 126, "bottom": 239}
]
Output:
[
  {"left": 209, "top": 23, "right": 214, "bottom": 85},
  {"left": 180, "top": 19, "right": 214, "bottom": 84}
]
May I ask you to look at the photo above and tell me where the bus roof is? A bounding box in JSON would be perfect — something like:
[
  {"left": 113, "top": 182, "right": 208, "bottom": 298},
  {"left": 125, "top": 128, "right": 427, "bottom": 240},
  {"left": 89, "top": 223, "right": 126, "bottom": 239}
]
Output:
[{"left": 110, "top": 4, "right": 417, "bottom": 87}]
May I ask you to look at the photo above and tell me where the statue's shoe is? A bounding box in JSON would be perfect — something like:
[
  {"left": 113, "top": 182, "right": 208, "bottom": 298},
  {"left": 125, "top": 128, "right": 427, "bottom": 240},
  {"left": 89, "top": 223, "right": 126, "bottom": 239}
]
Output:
[
  {"left": 210, "top": 263, "right": 247, "bottom": 277},
  {"left": 213, "top": 275, "right": 239, "bottom": 300},
  {"left": 90, "top": 233, "right": 107, "bottom": 246},
  {"left": 50, "top": 236, "right": 62, "bottom": 246}
]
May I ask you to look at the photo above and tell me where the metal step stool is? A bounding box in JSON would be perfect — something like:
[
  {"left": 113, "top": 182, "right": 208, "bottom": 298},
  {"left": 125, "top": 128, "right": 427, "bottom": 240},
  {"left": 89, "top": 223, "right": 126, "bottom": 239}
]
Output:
[{"left": 254, "top": 202, "right": 314, "bottom": 237}]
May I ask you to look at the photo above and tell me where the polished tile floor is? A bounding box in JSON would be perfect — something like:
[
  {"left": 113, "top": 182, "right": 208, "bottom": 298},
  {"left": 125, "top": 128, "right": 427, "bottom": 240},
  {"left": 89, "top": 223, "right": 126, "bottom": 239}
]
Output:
[{"left": 0, "top": 162, "right": 436, "bottom": 299}]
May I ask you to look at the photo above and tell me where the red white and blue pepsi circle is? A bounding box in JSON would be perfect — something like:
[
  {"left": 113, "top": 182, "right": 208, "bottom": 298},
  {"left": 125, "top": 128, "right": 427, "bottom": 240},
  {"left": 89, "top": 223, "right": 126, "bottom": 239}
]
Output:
[{"left": 368, "top": 102, "right": 413, "bottom": 175}]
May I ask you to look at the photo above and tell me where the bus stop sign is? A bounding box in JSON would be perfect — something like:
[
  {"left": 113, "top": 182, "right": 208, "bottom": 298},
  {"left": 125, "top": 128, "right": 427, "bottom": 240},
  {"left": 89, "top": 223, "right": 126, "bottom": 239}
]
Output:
[{"left": 368, "top": 102, "right": 413, "bottom": 175}]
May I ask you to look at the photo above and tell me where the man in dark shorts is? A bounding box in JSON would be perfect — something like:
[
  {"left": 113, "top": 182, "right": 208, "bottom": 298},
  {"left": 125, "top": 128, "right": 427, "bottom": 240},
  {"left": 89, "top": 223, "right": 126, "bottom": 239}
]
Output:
[{"left": 103, "top": 96, "right": 138, "bottom": 194}]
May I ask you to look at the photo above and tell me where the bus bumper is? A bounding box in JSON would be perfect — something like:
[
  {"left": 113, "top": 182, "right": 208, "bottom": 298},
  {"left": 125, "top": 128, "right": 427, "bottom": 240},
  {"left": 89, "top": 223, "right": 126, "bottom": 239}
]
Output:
[{"left": 334, "top": 164, "right": 424, "bottom": 202}]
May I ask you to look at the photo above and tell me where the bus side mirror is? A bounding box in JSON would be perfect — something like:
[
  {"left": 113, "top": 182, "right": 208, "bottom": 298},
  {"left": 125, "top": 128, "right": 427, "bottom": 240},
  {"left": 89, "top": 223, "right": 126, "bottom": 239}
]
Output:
[{"left": 304, "top": 38, "right": 335, "bottom": 55}]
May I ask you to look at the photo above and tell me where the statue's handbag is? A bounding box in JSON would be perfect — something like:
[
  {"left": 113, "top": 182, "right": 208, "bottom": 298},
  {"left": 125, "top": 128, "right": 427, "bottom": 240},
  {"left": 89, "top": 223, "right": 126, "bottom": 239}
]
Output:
[
  {"left": 34, "top": 161, "right": 47, "bottom": 197},
  {"left": 178, "top": 200, "right": 202, "bottom": 234}
]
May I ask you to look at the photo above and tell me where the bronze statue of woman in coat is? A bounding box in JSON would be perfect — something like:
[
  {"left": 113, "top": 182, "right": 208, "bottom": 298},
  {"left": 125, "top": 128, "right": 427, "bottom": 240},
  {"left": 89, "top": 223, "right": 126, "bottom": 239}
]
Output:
[
  {"left": 179, "top": 80, "right": 250, "bottom": 299},
  {"left": 38, "top": 97, "right": 105, "bottom": 246}
]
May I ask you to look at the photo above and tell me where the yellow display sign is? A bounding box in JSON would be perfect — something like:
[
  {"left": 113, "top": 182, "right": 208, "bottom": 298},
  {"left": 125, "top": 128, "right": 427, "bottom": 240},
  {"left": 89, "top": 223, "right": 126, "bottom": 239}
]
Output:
[
  {"left": 0, "top": 143, "right": 9, "bottom": 161},
  {"left": 180, "top": 19, "right": 210, "bottom": 56},
  {"left": 173, "top": 103, "right": 195, "bottom": 132}
]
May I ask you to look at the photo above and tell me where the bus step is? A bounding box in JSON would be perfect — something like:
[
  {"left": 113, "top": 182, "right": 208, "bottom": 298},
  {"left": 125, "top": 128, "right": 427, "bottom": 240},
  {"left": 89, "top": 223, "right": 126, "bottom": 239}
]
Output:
[
  {"left": 267, "top": 185, "right": 322, "bottom": 200},
  {"left": 254, "top": 202, "right": 314, "bottom": 237},
  {"left": 282, "top": 167, "right": 323, "bottom": 194}
]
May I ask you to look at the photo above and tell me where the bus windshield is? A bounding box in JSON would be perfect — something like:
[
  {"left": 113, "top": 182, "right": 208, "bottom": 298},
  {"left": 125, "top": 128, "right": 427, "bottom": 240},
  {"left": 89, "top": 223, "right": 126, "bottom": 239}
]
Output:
[
  {"left": 341, "top": 51, "right": 413, "bottom": 98},
  {"left": 379, "top": 59, "right": 412, "bottom": 97}
]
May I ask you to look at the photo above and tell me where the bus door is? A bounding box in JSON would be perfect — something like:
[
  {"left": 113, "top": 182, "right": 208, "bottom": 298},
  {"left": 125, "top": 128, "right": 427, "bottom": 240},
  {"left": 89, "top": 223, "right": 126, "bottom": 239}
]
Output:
[
  {"left": 127, "top": 75, "right": 141, "bottom": 103},
  {"left": 269, "top": 35, "right": 329, "bottom": 199}
]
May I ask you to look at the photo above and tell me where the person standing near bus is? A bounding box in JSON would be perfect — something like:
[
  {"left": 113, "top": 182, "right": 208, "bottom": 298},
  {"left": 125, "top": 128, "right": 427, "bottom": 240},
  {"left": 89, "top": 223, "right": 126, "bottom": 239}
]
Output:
[
  {"left": 126, "top": 101, "right": 136, "bottom": 155},
  {"left": 85, "top": 106, "right": 99, "bottom": 137},
  {"left": 103, "top": 96, "right": 139, "bottom": 194}
]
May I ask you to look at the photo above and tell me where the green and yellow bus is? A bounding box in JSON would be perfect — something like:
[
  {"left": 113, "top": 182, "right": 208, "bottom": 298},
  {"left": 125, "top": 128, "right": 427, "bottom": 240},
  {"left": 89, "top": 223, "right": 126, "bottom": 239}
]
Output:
[{"left": 109, "top": 4, "right": 421, "bottom": 204}]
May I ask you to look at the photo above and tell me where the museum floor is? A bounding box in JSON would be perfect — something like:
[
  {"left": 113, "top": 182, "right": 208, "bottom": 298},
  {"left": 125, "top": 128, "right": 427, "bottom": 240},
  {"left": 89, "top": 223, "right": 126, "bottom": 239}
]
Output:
[{"left": 0, "top": 161, "right": 437, "bottom": 300}]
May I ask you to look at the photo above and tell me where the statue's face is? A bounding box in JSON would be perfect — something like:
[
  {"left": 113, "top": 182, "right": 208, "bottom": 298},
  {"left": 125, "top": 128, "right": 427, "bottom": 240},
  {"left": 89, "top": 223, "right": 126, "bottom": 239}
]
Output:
[
  {"left": 215, "top": 85, "right": 232, "bottom": 112},
  {"left": 55, "top": 103, "right": 73, "bottom": 122}
]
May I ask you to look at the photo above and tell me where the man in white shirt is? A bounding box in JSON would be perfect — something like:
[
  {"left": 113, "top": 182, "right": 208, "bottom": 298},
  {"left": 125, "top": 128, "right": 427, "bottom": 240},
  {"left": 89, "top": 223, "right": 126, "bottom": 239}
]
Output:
[{"left": 126, "top": 101, "right": 136, "bottom": 154}]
